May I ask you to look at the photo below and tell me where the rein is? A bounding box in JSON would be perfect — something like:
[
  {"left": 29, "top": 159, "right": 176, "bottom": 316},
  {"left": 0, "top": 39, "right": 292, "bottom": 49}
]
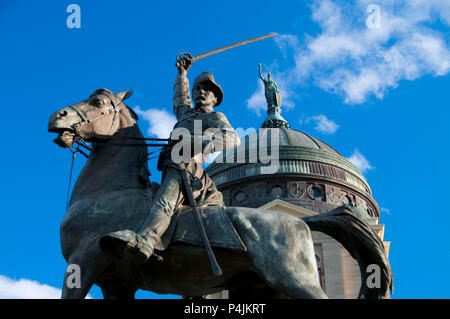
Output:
[
  {"left": 73, "top": 136, "right": 174, "bottom": 158},
  {"left": 93, "top": 135, "right": 175, "bottom": 148},
  {"left": 65, "top": 143, "right": 80, "bottom": 212},
  {"left": 64, "top": 135, "right": 165, "bottom": 212}
]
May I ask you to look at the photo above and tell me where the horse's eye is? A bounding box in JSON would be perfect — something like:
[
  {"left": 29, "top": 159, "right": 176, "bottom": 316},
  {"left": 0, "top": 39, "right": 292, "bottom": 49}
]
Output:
[{"left": 92, "top": 99, "right": 105, "bottom": 107}]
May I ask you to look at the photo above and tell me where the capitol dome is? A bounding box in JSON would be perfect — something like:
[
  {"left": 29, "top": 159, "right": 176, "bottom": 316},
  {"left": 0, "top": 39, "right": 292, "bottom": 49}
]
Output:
[
  {"left": 206, "top": 108, "right": 379, "bottom": 219},
  {"left": 203, "top": 73, "right": 390, "bottom": 300}
]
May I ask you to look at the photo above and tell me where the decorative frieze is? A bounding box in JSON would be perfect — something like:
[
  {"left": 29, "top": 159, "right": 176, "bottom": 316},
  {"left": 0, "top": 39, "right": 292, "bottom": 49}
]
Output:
[
  {"left": 306, "top": 183, "right": 325, "bottom": 201},
  {"left": 267, "top": 183, "right": 286, "bottom": 201},
  {"left": 287, "top": 182, "right": 307, "bottom": 200},
  {"left": 208, "top": 160, "right": 371, "bottom": 195},
  {"left": 221, "top": 179, "right": 378, "bottom": 217},
  {"left": 326, "top": 186, "right": 344, "bottom": 205}
]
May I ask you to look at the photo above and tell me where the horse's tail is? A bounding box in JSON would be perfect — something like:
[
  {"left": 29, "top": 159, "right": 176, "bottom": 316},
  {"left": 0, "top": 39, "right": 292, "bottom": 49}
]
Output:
[{"left": 301, "top": 205, "right": 393, "bottom": 299}]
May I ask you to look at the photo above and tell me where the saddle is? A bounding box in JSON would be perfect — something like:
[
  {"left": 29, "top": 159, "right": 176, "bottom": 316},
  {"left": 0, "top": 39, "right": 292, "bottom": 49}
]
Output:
[{"left": 159, "top": 205, "right": 247, "bottom": 252}]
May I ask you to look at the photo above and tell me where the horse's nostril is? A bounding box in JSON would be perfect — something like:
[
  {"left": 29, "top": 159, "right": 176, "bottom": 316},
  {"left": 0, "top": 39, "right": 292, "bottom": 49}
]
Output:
[{"left": 59, "top": 110, "right": 68, "bottom": 117}]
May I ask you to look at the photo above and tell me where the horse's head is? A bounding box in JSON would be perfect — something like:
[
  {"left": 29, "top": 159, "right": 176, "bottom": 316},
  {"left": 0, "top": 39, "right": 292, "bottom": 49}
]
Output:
[{"left": 48, "top": 88, "right": 134, "bottom": 148}]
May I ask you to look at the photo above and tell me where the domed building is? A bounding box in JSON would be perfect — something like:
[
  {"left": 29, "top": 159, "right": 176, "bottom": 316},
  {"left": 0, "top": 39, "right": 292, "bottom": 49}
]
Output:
[{"left": 205, "top": 85, "right": 390, "bottom": 299}]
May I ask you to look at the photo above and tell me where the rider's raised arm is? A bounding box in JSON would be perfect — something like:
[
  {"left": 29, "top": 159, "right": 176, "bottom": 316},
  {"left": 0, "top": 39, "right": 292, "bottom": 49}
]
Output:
[
  {"left": 173, "top": 56, "right": 194, "bottom": 121},
  {"left": 172, "top": 71, "right": 194, "bottom": 121}
]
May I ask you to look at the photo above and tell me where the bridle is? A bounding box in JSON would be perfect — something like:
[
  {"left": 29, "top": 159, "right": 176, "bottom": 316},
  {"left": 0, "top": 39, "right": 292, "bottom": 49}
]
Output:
[
  {"left": 63, "top": 93, "right": 175, "bottom": 210},
  {"left": 68, "top": 93, "right": 125, "bottom": 142},
  {"left": 67, "top": 93, "right": 174, "bottom": 155}
]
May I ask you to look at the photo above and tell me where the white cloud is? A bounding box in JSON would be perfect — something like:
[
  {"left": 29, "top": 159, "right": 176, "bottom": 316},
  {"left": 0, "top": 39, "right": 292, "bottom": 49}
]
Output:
[
  {"left": 346, "top": 148, "right": 374, "bottom": 173},
  {"left": 273, "top": 0, "right": 450, "bottom": 104},
  {"left": 274, "top": 34, "right": 300, "bottom": 59},
  {"left": 134, "top": 106, "right": 177, "bottom": 139},
  {"left": 302, "top": 114, "right": 339, "bottom": 134},
  {"left": 380, "top": 207, "right": 391, "bottom": 215},
  {"left": 0, "top": 275, "right": 91, "bottom": 299},
  {"left": 246, "top": 81, "right": 266, "bottom": 117}
]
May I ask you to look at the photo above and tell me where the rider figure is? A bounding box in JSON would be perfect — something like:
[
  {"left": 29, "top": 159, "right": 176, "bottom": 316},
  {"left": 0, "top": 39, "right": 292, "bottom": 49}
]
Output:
[{"left": 100, "top": 55, "right": 240, "bottom": 264}]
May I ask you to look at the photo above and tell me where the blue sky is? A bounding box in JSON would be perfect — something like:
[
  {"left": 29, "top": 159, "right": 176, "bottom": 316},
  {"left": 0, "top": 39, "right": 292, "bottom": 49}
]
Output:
[{"left": 0, "top": 0, "right": 449, "bottom": 299}]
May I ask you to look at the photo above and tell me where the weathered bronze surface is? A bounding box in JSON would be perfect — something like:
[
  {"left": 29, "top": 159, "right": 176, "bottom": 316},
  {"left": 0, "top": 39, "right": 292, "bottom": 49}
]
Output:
[
  {"left": 48, "top": 58, "right": 392, "bottom": 299},
  {"left": 259, "top": 63, "right": 282, "bottom": 108},
  {"left": 98, "top": 55, "right": 239, "bottom": 266}
]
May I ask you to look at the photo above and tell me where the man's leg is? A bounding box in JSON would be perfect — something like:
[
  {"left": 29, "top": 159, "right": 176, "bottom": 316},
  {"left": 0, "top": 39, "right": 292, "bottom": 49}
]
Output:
[
  {"left": 136, "top": 167, "right": 184, "bottom": 249},
  {"left": 99, "top": 167, "right": 183, "bottom": 263}
]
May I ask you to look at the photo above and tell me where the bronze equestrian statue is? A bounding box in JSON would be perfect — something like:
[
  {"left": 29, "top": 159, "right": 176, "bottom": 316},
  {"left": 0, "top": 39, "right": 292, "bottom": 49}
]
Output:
[
  {"left": 99, "top": 55, "right": 238, "bottom": 266},
  {"left": 48, "top": 58, "right": 392, "bottom": 299}
]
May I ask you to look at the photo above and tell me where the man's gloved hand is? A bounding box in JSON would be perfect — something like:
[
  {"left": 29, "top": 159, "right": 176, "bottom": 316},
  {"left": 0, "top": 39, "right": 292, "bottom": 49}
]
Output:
[{"left": 175, "top": 54, "right": 193, "bottom": 74}]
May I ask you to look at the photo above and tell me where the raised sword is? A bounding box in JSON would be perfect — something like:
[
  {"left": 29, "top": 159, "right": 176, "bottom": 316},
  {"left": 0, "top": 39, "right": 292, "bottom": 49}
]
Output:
[{"left": 176, "top": 32, "right": 278, "bottom": 63}]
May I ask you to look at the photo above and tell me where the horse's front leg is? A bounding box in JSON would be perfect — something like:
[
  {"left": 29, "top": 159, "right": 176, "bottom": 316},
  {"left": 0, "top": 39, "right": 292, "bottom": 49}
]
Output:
[{"left": 61, "top": 242, "right": 108, "bottom": 299}]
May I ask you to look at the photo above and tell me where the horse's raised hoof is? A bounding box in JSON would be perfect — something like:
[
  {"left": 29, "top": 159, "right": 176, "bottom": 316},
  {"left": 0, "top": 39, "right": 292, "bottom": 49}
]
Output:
[{"left": 99, "top": 229, "right": 153, "bottom": 264}]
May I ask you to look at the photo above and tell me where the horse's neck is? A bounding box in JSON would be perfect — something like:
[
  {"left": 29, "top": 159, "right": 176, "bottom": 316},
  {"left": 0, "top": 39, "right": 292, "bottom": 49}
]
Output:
[{"left": 71, "top": 113, "right": 149, "bottom": 201}]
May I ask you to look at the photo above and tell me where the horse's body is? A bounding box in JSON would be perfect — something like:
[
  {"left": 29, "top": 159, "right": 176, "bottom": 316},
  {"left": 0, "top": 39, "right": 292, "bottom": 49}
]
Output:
[{"left": 49, "top": 89, "right": 392, "bottom": 299}]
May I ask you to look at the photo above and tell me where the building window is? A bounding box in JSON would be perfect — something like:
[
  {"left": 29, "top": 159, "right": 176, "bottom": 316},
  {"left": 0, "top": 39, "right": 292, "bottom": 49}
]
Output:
[
  {"left": 314, "top": 244, "right": 325, "bottom": 291},
  {"left": 307, "top": 184, "right": 324, "bottom": 200},
  {"left": 234, "top": 191, "right": 246, "bottom": 202},
  {"left": 271, "top": 186, "right": 283, "bottom": 198},
  {"left": 315, "top": 254, "right": 325, "bottom": 289},
  {"left": 312, "top": 187, "right": 322, "bottom": 198}
]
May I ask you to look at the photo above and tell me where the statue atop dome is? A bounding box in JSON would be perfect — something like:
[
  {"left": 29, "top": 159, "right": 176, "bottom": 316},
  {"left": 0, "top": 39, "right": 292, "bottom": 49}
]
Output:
[
  {"left": 259, "top": 63, "right": 282, "bottom": 108},
  {"left": 259, "top": 63, "right": 290, "bottom": 129}
]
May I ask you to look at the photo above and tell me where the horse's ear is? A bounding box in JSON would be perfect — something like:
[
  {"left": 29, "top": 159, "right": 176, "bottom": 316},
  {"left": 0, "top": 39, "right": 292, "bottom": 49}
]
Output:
[{"left": 116, "top": 90, "right": 133, "bottom": 101}]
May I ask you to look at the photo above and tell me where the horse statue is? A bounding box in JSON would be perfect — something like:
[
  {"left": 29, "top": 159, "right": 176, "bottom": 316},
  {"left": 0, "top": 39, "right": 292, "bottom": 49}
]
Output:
[{"left": 48, "top": 89, "right": 393, "bottom": 299}]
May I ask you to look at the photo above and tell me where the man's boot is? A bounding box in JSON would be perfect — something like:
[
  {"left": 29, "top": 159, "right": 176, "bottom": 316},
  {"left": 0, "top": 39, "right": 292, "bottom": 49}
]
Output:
[
  {"left": 98, "top": 229, "right": 156, "bottom": 264},
  {"left": 99, "top": 167, "right": 182, "bottom": 264},
  {"left": 99, "top": 210, "right": 172, "bottom": 264}
]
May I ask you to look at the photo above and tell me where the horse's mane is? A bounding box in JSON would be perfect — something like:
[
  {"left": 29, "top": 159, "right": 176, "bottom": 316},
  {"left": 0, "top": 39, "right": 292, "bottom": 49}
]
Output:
[
  {"left": 125, "top": 104, "right": 139, "bottom": 121},
  {"left": 90, "top": 88, "right": 112, "bottom": 97}
]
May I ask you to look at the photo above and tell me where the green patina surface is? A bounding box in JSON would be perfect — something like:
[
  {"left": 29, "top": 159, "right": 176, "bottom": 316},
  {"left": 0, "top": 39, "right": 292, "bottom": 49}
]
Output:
[{"left": 206, "top": 128, "right": 371, "bottom": 195}]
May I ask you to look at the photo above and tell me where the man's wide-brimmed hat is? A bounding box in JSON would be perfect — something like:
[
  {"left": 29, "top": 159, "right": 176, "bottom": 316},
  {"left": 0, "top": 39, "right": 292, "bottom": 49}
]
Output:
[{"left": 193, "top": 72, "right": 223, "bottom": 107}]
